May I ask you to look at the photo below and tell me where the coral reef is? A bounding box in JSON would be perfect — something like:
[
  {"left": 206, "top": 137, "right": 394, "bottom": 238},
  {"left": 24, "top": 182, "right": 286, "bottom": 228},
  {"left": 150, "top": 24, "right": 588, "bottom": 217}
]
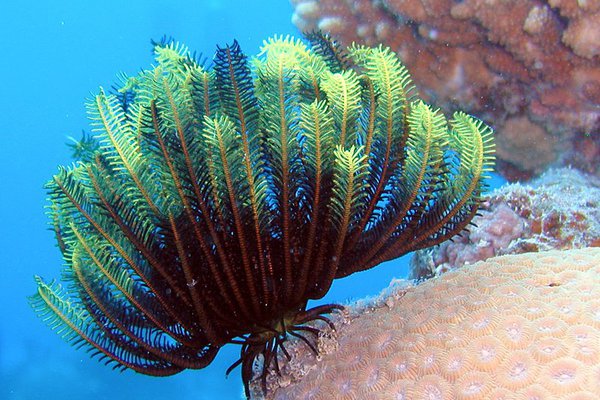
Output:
[
  {"left": 291, "top": 0, "right": 600, "bottom": 179},
  {"left": 30, "top": 35, "right": 494, "bottom": 397},
  {"left": 410, "top": 167, "right": 600, "bottom": 279},
  {"left": 263, "top": 247, "right": 600, "bottom": 399}
]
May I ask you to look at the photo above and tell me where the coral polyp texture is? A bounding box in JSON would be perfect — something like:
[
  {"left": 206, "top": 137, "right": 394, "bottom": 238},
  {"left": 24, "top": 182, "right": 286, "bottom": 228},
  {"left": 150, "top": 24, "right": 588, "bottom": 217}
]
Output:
[
  {"left": 29, "top": 35, "right": 494, "bottom": 397},
  {"left": 291, "top": 0, "right": 600, "bottom": 179},
  {"left": 411, "top": 167, "right": 600, "bottom": 279},
  {"left": 265, "top": 248, "right": 600, "bottom": 399}
]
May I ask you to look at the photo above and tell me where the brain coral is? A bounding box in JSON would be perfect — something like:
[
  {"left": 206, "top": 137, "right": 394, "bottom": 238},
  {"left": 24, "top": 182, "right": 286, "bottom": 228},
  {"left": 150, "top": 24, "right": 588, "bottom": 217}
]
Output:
[
  {"left": 263, "top": 248, "right": 600, "bottom": 399},
  {"left": 291, "top": 0, "right": 600, "bottom": 179}
]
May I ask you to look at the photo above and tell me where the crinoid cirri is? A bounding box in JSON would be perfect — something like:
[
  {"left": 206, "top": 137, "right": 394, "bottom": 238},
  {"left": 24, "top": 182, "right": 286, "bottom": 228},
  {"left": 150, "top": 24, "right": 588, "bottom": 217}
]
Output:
[{"left": 30, "top": 34, "right": 494, "bottom": 398}]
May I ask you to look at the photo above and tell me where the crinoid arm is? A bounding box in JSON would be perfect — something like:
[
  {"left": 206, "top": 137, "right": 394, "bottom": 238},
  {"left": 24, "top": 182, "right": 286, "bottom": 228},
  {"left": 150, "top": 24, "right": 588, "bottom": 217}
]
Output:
[{"left": 32, "top": 33, "right": 493, "bottom": 399}]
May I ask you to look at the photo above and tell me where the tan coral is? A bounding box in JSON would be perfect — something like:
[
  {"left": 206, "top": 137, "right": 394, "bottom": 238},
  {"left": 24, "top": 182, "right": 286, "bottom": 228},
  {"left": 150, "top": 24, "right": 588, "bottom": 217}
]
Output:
[
  {"left": 262, "top": 248, "right": 600, "bottom": 399},
  {"left": 290, "top": 0, "right": 600, "bottom": 178}
]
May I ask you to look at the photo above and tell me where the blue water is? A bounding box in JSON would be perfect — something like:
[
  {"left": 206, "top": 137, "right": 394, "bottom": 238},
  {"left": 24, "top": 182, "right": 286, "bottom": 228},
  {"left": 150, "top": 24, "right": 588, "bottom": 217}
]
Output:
[{"left": 0, "top": 1, "right": 506, "bottom": 399}]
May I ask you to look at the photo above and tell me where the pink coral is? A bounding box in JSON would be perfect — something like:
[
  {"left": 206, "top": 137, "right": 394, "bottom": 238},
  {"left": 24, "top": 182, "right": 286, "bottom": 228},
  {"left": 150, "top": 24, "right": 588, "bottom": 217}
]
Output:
[
  {"left": 410, "top": 168, "right": 600, "bottom": 279},
  {"left": 261, "top": 247, "right": 600, "bottom": 399},
  {"left": 290, "top": 0, "right": 600, "bottom": 178}
]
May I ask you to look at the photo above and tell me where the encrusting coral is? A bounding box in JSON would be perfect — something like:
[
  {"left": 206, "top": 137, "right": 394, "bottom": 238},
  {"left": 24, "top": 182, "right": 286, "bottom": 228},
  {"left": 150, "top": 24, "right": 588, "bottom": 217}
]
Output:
[
  {"left": 291, "top": 0, "right": 600, "bottom": 179},
  {"left": 264, "top": 247, "right": 600, "bottom": 399},
  {"left": 29, "top": 35, "right": 493, "bottom": 397},
  {"left": 411, "top": 167, "right": 600, "bottom": 279}
]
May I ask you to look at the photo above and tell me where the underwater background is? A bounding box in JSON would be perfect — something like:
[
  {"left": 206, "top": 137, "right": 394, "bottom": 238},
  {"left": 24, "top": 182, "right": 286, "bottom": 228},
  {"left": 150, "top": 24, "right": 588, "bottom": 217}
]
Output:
[
  {"left": 3, "top": 0, "right": 597, "bottom": 396},
  {"left": 1, "top": 1, "right": 507, "bottom": 399}
]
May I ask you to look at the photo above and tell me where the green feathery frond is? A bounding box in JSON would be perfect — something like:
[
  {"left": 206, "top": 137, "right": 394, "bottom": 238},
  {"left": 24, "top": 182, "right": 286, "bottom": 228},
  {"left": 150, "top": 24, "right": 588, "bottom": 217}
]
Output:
[
  {"left": 316, "top": 145, "right": 369, "bottom": 295},
  {"left": 32, "top": 35, "right": 495, "bottom": 399},
  {"left": 31, "top": 277, "right": 91, "bottom": 343},
  {"left": 320, "top": 69, "right": 362, "bottom": 148},
  {"left": 293, "top": 99, "right": 336, "bottom": 302},
  {"left": 253, "top": 39, "right": 308, "bottom": 298},
  {"left": 411, "top": 111, "right": 495, "bottom": 246},
  {"left": 346, "top": 44, "right": 416, "bottom": 242},
  {"left": 258, "top": 35, "right": 329, "bottom": 101}
]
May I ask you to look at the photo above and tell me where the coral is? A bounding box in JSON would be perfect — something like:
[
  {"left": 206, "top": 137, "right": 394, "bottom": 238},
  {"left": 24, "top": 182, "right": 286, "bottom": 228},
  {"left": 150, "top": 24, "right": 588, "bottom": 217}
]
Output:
[
  {"left": 263, "top": 247, "right": 600, "bottom": 399},
  {"left": 411, "top": 168, "right": 600, "bottom": 279},
  {"left": 495, "top": 116, "right": 558, "bottom": 176},
  {"left": 291, "top": 0, "right": 600, "bottom": 179},
  {"left": 29, "top": 35, "right": 494, "bottom": 397}
]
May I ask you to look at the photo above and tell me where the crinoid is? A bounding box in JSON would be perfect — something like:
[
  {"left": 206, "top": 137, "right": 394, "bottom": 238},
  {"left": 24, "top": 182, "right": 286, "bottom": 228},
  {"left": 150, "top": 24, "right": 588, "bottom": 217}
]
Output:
[{"left": 30, "top": 35, "right": 494, "bottom": 397}]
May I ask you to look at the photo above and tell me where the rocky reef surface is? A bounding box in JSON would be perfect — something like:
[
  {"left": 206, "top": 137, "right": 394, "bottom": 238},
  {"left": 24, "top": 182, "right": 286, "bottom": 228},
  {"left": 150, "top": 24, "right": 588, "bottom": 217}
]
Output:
[
  {"left": 410, "top": 167, "right": 600, "bottom": 279},
  {"left": 291, "top": 0, "right": 600, "bottom": 179}
]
